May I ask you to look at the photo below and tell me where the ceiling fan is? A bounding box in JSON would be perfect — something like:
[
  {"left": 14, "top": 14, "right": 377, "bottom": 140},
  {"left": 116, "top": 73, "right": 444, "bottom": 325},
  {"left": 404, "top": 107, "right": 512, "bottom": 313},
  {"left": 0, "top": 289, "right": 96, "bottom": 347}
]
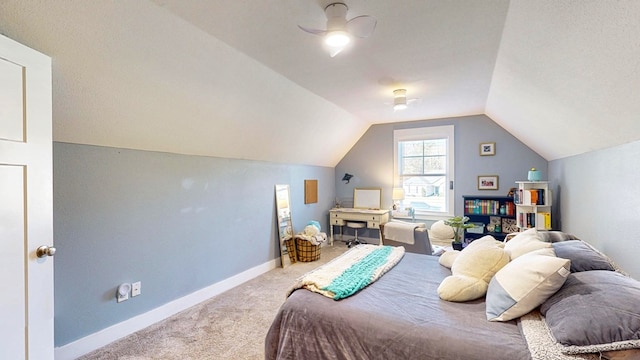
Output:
[
  {"left": 392, "top": 89, "right": 420, "bottom": 111},
  {"left": 298, "top": 2, "right": 377, "bottom": 57}
]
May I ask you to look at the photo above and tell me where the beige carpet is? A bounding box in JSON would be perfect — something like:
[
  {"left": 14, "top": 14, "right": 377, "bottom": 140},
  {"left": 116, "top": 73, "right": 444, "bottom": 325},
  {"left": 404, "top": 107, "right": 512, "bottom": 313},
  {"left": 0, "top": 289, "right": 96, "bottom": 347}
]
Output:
[{"left": 78, "top": 243, "right": 349, "bottom": 360}]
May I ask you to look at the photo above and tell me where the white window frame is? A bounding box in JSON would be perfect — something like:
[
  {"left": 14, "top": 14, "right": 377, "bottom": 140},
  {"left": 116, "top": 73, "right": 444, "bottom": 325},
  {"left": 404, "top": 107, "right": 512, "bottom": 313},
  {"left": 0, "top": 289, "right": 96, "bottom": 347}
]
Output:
[{"left": 393, "top": 125, "right": 455, "bottom": 221}]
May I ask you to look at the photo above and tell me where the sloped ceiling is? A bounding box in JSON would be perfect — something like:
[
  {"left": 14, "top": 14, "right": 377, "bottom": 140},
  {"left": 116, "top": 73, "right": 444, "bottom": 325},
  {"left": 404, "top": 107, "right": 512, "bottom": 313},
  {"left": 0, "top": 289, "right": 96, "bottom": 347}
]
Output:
[
  {"left": 0, "top": 1, "right": 638, "bottom": 167},
  {"left": 487, "top": 1, "right": 640, "bottom": 160}
]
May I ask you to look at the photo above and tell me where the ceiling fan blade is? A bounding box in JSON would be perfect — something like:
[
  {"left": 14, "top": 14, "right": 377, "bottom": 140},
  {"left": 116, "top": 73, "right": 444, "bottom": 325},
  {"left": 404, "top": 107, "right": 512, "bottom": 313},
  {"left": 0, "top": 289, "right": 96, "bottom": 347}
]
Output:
[
  {"left": 347, "top": 15, "right": 377, "bottom": 38},
  {"left": 298, "top": 25, "right": 327, "bottom": 36},
  {"left": 328, "top": 45, "right": 345, "bottom": 57}
]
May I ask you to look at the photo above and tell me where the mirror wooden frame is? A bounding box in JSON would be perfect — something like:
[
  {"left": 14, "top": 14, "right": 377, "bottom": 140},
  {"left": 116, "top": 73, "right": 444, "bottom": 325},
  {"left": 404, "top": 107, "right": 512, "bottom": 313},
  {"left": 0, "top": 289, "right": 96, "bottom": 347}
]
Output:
[{"left": 275, "top": 184, "right": 296, "bottom": 267}]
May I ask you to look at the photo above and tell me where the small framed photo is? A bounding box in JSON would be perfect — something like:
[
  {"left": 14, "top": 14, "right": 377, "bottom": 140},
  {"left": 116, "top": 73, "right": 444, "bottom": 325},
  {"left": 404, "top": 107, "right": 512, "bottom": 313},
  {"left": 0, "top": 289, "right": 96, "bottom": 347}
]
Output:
[
  {"left": 480, "top": 142, "right": 496, "bottom": 156},
  {"left": 478, "top": 175, "right": 499, "bottom": 190}
]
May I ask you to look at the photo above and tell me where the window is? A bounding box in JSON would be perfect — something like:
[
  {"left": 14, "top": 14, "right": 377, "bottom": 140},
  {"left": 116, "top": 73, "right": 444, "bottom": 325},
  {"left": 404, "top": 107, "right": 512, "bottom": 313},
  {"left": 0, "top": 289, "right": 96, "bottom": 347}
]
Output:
[{"left": 394, "top": 125, "right": 454, "bottom": 220}]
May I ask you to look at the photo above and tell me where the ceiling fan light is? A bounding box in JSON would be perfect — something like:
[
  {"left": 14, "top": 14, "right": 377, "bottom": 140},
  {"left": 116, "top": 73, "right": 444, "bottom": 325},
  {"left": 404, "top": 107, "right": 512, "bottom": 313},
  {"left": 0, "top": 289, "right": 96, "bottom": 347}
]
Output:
[
  {"left": 393, "top": 103, "right": 408, "bottom": 111},
  {"left": 393, "top": 88, "right": 407, "bottom": 98},
  {"left": 393, "top": 89, "right": 408, "bottom": 110},
  {"left": 325, "top": 30, "right": 351, "bottom": 47}
]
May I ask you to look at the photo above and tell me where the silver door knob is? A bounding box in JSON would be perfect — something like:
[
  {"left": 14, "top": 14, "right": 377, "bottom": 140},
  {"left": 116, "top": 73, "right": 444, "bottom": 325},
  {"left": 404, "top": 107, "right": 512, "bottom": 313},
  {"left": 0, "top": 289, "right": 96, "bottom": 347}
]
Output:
[{"left": 36, "top": 245, "right": 56, "bottom": 258}]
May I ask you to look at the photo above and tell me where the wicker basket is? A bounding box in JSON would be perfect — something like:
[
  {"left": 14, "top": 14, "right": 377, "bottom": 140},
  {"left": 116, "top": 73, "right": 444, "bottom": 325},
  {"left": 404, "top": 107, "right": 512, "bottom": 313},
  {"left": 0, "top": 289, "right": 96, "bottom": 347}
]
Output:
[
  {"left": 284, "top": 238, "right": 296, "bottom": 263},
  {"left": 295, "top": 238, "right": 321, "bottom": 262}
]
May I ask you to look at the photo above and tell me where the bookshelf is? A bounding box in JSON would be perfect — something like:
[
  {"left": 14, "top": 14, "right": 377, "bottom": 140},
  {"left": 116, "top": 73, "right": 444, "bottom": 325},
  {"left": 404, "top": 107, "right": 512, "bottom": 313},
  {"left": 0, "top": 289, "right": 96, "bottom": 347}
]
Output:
[
  {"left": 514, "top": 181, "right": 552, "bottom": 230},
  {"left": 462, "top": 195, "right": 517, "bottom": 241}
]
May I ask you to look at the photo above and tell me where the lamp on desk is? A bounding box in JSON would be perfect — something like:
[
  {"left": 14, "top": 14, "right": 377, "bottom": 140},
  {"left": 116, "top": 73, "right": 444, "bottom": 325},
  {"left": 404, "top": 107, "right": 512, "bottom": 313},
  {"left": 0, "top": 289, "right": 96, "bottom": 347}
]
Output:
[{"left": 392, "top": 187, "right": 405, "bottom": 210}]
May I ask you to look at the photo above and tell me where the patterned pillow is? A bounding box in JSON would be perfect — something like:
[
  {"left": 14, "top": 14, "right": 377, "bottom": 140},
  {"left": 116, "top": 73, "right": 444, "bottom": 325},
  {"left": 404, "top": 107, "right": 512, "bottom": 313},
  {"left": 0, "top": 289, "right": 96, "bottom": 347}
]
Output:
[
  {"left": 486, "top": 250, "right": 570, "bottom": 321},
  {"left": 540, "top": 270, "right": 640, "bottom": 354}
]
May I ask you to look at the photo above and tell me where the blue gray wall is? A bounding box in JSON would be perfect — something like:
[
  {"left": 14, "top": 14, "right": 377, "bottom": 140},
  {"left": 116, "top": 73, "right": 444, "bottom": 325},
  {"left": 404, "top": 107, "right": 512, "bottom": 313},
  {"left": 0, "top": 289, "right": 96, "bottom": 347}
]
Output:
[
  {"left": 336, "top": 114, "right": 640, "bottom": 280},
  {"left": 549, "top": 140, "right": 640, "bottom": 279},
  {"left": 53, "top": 143, "right": 334, "bottom": 346},
  {"left": 54, "top": 115, "right": 640, "bottom": 347},
  {"left": 335, "top": 115, "right": 548, "bottom": 220}
]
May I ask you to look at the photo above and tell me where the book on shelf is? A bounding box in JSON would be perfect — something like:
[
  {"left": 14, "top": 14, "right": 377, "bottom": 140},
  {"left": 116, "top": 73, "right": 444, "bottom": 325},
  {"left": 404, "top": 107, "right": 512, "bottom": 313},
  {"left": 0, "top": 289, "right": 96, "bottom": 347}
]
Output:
[
  {"left": 518, "top": 212, "right": 537, "bottom": 228},
  {"left": 518, "top": 211, "right": 551, "bottom": 230},
  {"left": 464, "top": 199, "right": 516, "bottom": 216},
  {"left": 516, "top": 189, "right": 545, "bottom": 206},
  {"left": 537, "top": 212, "right": 551, "bottom": 229}
]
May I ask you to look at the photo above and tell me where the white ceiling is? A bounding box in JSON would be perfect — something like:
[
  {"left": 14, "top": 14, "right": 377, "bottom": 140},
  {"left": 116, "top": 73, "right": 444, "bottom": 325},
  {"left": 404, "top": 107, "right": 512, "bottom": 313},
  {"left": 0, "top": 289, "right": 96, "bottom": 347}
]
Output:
[{"left": 1, "top": 0, "right": 639, "bottom": 167}]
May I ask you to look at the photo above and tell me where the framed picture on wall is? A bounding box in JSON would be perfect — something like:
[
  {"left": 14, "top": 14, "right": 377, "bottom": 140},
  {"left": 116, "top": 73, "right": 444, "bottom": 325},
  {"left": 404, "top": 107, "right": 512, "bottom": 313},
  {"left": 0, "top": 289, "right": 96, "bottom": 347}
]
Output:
[
  {"left": 479, "top": 142, "right": 496, "bottom": 156},
  {"left": 478, "top": 175, "right": 499, "bottom": 190}
]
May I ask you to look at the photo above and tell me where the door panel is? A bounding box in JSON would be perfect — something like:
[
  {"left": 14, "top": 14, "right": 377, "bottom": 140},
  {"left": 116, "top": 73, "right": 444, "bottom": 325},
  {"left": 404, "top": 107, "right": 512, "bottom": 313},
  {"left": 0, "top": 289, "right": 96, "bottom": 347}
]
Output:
[
  {"left": 0, "top": 57, "right": 24, "bottom": 141},
  {"left": 0, "top": 34, "right": 53, "bottom": 360},
  {"left": 0, "top": 165, "right": 26, "bottom": 357}
]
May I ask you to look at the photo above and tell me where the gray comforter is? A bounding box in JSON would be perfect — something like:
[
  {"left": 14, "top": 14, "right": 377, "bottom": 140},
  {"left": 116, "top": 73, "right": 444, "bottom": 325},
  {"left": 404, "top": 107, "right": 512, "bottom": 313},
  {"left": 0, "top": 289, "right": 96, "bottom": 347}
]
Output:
[{"left": 265, "top": 252, "right": 531, "bottom": 360}]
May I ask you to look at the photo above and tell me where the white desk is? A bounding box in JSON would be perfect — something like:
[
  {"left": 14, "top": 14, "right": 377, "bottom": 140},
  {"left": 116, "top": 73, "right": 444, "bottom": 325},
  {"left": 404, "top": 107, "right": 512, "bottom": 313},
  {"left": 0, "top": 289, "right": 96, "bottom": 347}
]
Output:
[{"left": 329, "top": 208, "right": 390, "bottom": 246}]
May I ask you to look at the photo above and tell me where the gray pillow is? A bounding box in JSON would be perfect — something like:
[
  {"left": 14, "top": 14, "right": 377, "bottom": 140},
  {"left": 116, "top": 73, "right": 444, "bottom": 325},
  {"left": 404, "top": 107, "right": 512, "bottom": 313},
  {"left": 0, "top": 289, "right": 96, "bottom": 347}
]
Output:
[
  {"left": 540, "top": 270, "right": 640, "bottom": 354},
  {"left": 537, "top": 231, "right": 579, "bottom": 243},
  {"left": 551, "top": 240, "right": 614, "bottom": 272}
]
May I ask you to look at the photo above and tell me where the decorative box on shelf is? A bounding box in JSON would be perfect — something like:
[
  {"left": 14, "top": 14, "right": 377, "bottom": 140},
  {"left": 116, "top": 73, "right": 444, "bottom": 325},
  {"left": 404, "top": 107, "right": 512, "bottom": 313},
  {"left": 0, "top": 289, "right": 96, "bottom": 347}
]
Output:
[{"left": 467, "top": 223, "right": 485, "bottom": 234}]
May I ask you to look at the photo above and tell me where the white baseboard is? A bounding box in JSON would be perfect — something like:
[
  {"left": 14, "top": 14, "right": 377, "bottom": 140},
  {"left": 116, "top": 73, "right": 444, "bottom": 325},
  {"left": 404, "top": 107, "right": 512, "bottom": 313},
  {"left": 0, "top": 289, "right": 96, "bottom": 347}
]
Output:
[{"left": 55, "top": 258, "right": 278, "bottom": 360}]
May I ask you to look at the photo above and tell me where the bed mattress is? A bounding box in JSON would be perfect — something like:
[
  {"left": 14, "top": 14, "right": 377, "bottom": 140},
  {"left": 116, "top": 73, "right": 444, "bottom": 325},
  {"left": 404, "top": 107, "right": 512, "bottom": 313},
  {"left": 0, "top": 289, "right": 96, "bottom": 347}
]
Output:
[{"left": 265, "top": 252, "right": 531, "bottom": 360}]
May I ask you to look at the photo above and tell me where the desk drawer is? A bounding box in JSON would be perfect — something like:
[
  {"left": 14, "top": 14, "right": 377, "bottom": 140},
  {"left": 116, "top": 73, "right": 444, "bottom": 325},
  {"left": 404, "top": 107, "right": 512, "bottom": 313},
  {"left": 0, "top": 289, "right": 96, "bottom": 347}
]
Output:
[
  {"left": 367, "top": 221, "right": 380, "bottom": 229},
  {"left": 329, "top": 209, "right": 389, "bottom": 229},
  {"left": 339, "top": 214, "right": 380, "bottom": 222}
]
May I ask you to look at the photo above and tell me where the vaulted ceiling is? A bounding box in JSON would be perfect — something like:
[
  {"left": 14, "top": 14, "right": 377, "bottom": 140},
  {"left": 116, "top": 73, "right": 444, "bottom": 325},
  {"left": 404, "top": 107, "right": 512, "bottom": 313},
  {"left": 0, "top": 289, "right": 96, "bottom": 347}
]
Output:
[{"left": 1, "top": 1, "right": 638, "bottom": 167}]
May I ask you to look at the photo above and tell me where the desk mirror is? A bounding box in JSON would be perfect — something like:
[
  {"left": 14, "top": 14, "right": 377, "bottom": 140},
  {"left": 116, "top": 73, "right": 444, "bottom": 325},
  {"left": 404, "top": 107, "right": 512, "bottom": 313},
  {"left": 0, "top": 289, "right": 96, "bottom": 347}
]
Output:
[
  {"left": 275, "top": 184, "right": 296, "bottom": 268},
  {"left": 353, "top": 187, "right": 382, "bottom": 209}
]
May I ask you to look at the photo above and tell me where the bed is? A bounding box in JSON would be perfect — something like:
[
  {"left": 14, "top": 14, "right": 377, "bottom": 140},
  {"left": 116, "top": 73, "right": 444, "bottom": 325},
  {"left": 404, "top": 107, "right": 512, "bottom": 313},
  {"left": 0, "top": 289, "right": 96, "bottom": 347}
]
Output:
[
  {"left": 265, "top": 231, "right": 640, "bottom": 360},
  {"left": 265, "top": 251, "right": 530, "bottom": 360}
]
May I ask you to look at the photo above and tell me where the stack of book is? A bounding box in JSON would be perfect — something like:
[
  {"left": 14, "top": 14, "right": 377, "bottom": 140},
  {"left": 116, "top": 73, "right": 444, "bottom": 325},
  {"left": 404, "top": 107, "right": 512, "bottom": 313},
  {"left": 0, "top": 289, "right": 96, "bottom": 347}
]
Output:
[{"left": 515, "top": 189, "right": 545, "bottom": 205}]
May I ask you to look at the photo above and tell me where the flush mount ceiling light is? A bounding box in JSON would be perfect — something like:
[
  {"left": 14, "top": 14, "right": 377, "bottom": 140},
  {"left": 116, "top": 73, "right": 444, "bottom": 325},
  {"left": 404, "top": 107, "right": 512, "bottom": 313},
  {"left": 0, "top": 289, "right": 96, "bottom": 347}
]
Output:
[
  {"left": 324, "top": 30, "right": 351, "bottom": 47},
  {"left": 299, "top": 2, "right": 377, "bottom": 57},
  {"left": 393, "top": 89, "right": 408, "bottom": 111}
]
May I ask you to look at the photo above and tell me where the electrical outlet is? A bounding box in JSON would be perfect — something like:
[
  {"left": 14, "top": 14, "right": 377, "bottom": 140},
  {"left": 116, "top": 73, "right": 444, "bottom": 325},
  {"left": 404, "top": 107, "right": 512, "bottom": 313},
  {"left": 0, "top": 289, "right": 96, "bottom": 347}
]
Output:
[{"left": 132, "top": 281, "right": 141, "bottom": 297}]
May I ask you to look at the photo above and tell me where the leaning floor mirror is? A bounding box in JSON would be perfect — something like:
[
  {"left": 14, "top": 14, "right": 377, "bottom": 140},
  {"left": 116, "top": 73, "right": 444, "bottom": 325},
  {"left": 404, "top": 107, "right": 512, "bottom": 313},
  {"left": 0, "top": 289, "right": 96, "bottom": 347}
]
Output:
[{"left": 275, "top": 184, "right": 296, "bottom": 268}]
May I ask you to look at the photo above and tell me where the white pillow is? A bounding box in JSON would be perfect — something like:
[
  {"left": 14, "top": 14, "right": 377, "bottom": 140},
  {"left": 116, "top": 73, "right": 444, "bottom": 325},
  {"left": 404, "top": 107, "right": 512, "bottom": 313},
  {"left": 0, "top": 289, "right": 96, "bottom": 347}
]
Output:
[
  {"left": 486, "top": 251, "right": 570, "bottom": 321},
  {"left": 504, "top": 228, "right": 552, "bottom": 260},
  {"left": 438, "top": 250, "right": 459, "bottom": 269},
  {"left": 429, "top": 220, "right": 454, "bottom": 241},
  {"left": 467, "top": 235, "right": 505, "bottom": 249},
  {"left": 437, "top": 239, "right": 510, "bottom": 302}
]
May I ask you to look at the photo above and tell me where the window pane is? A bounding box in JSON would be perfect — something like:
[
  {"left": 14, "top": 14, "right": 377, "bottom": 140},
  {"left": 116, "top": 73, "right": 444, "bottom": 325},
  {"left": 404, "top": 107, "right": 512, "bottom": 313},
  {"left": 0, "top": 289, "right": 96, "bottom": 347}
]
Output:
[
  {"left": 399, "top": 175, "right": 446, "bottom": 213},
  {"left": 401, "top": 157, "right": 423, "bottom": 175},
  {"left": 424, "top": 139, "right": 446, "bottom": 156},
  {"left": 400, "top": 139, "right": 446, "bottom": 175},
  {"left": 424, "top": 156, "right": 445, "bottom": 173},
  {"left": 402, "top": 141, "right": 423, "bottom": 156}
]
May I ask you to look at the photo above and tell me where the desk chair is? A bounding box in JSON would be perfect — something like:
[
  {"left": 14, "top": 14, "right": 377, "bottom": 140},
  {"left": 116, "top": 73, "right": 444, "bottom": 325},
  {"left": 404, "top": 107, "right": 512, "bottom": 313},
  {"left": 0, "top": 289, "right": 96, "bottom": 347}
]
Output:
[{"left": 345, "top": 221, "right": 366, "bottom": 248}]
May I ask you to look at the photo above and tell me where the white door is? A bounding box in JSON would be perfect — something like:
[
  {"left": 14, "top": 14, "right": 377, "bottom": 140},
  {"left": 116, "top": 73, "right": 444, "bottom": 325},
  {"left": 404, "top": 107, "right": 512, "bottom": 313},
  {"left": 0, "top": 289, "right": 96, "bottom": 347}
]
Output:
[{"left": 0, "top": 35, "right": 54, "bottom": 359}]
